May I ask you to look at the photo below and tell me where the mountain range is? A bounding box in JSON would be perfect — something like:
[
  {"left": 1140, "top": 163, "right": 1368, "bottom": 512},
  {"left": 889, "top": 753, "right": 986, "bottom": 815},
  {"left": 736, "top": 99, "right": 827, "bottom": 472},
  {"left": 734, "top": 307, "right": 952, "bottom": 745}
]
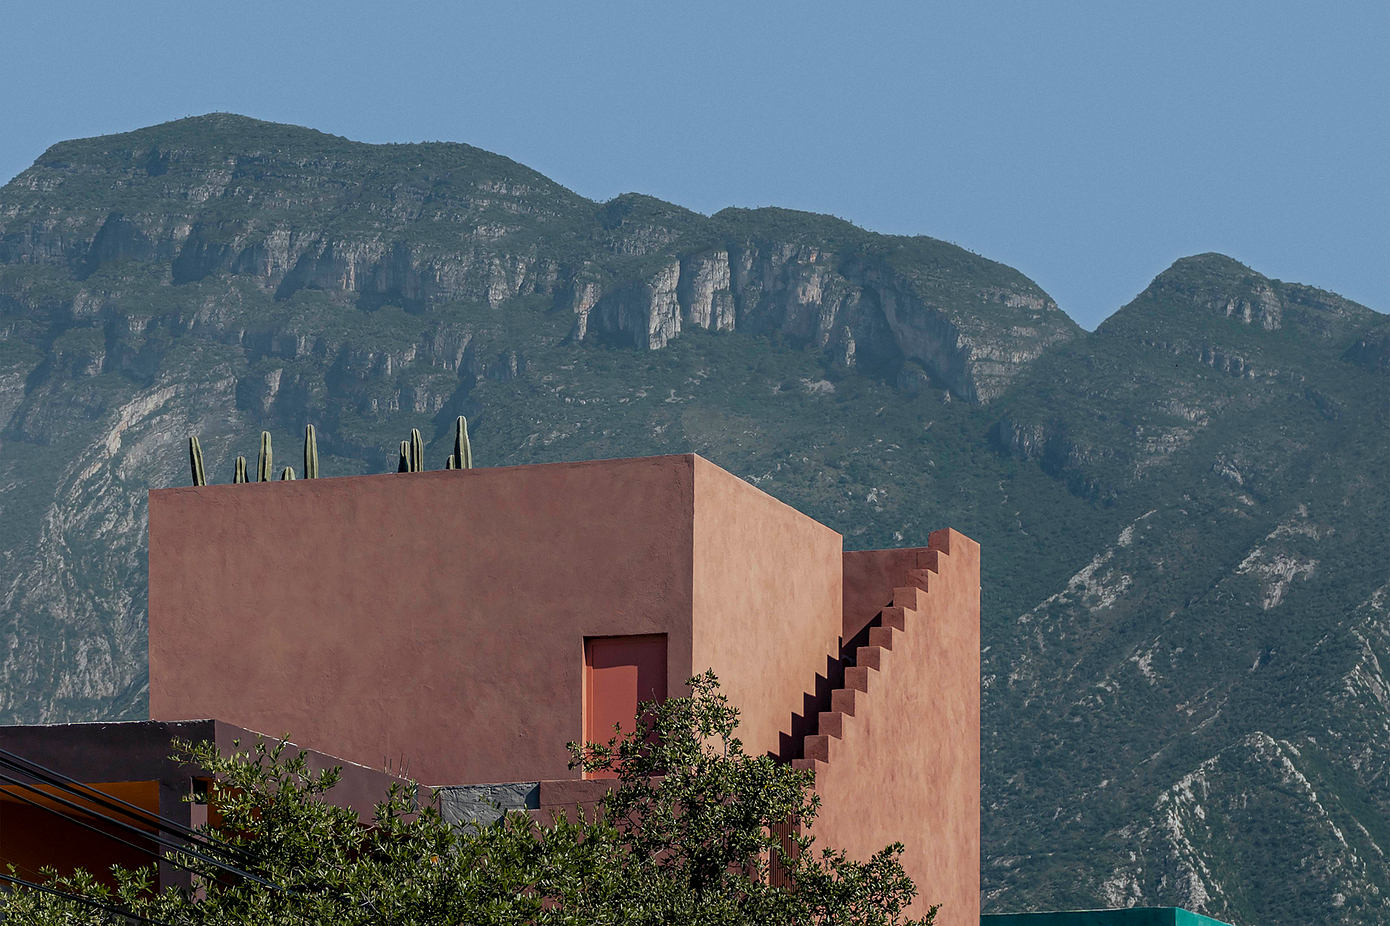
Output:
[{"left": 0, "top": 114, "right": 1386, "bottom": 925}]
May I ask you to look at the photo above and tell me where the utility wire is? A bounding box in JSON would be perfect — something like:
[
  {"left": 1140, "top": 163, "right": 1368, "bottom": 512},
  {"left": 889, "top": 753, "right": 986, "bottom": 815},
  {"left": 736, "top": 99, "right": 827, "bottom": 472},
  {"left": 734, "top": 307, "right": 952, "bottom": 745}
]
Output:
[
  {"left": 0, "top": 768, "right": 281, "bottom": 890},
  {"left": 0, "top": 745, "right": 254, "bottom": 865},
  {"left": 0, "top": 871, "right": 178, "bottom": 926},
  {"left": 0, "top": 775, "right": 235, "bottom": 888}
]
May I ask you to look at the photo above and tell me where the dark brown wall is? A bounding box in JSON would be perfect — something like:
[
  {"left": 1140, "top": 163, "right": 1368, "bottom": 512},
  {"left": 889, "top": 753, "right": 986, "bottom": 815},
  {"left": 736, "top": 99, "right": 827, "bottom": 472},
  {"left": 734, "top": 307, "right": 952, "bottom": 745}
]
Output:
[
  {"left": 0, "top": 720, "right": 399, "bottom": 889},
  {"left": 0, "top": 781, "right": 157, "bottom": 884}
]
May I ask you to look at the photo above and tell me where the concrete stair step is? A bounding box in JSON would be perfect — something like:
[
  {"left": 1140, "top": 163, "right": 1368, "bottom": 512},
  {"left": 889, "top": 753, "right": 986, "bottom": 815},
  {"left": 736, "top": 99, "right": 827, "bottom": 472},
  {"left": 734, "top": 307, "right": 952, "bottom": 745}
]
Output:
[
  {"left": 893, "top": 585, "right": 926, "bottom": 612},
  {"left": 856, "top": 644, "right": 890, "bottom": 672},
  {"left": 792, "top": 549, "right": 944, "bottom": 778},
  {"left": 868, "top": 625, "right": 896, "bottom": 650},
  {"left": 906, "top": 568, "right": 933, "bottom": 591},
  {"left": 803, "top": 733, "right": 833, "bottom": 763},
  {"left": 843, "top": 665, "right": 871, "bottom": 692}
]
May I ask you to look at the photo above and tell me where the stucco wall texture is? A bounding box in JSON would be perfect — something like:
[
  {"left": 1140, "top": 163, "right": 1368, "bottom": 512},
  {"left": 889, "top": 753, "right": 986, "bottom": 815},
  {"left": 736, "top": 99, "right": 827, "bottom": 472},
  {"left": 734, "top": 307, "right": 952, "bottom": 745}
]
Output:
[
  {"left": 149, "top": 455, "right": 840, "bottom": 785},
  {"left": 690, "top": 456, "right": 843, "bottom": 761},
  {"left": 805, "top": 529, "right": 981, "bottom": 926},
  {"left": 147, "top": 454, "right": 979, "bottom": 922}
]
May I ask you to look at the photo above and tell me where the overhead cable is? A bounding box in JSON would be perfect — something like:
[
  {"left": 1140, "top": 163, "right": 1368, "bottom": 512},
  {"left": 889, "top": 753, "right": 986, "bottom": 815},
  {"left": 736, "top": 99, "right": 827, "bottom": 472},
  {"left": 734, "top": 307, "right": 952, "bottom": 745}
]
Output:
[
  {"left": 0, "top": 870, "right": 178, "bottom": 926},
  {"left": 0, "top": 744, "right": 253, "bottom": 865},
  {"left": 0, "top": 768, "right": 280, "bottom": 890}
]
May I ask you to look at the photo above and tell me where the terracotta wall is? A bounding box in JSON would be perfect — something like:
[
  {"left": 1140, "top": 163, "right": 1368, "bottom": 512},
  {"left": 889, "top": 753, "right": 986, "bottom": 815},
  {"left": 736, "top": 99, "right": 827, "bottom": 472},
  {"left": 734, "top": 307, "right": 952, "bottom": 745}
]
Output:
[
  {"left": 150, "top": 456, "right": 700, "bottom": 786},
  {"left": 690, "top": 457, "right": 843, "bottom": 759},
  {"left": 811, "top": 529, "right": 980, "bottom": 926},
  {"left": 150, "top": 454, "right": 844, "bottom": 787},
  {"left": 149, "top": 453, "right": 979, "bottom": 918},
  {"left": 843, "top": 546, "right": 931, "bottom": 641}
]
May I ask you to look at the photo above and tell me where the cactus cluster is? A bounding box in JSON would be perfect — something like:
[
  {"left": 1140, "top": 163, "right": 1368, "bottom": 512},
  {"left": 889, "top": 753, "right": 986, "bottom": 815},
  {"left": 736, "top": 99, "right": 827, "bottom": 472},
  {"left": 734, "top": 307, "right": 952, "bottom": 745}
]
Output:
[
  {"left": 304, "top": 425, "right": 319, "bottom": 479},
  {"left": 395, "top": 416, "right": 474, "bottom": 473},
  {"left": 448, "top": 416, "right": 474, "bottom": 470},
  {"left": 188, "top": 437, "right": 206, "bottom": 487},
  {"left": 186, "top": 425, "right": 323, "bottom": 486},
  {"left": 396, "top": 425, "right": 450, "bottom": 473},
  {"left": 257, "top": 431, "right": 273, "bottom": 483},
  {"left": 186, "top": 417, "right": 477, "bottom": 486}
]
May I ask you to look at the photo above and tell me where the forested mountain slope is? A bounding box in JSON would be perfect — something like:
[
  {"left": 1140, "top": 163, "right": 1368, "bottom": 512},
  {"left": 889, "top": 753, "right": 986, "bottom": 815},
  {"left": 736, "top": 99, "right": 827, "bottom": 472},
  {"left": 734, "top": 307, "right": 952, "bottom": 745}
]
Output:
[{"left": 0, "top": 115, "right": 1384, "bottom": 925}]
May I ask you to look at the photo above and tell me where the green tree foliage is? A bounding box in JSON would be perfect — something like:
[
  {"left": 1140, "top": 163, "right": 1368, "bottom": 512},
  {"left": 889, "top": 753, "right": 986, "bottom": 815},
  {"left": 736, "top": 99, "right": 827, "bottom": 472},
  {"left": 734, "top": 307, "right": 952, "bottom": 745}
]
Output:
[{"left": 1, "top": 673, "right": 934, "bottom": 925}]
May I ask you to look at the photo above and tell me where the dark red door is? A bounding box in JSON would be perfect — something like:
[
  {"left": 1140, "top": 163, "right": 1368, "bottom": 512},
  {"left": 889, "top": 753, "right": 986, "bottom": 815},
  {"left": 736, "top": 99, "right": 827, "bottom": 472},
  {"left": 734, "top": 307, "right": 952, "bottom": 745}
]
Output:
[{"left": 583, "top": 635, "right": 667, "bottom": 779}]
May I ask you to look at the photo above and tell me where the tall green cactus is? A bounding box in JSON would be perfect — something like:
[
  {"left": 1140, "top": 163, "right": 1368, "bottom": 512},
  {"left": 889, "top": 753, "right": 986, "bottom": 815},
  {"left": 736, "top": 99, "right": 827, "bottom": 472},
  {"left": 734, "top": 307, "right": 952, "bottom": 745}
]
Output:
[
  {"left": 398, "top": 441, "right": 410, "bottom": 473},
  {"left": 188, "top": 436, "right": 207, "bottom": 486},
  {"left": 451, "top": 415, "right": 473, "bottom": 469},
  {"left": 409, "top": 428, "right": 424, "bottom": 473},
  {"left": 257, "top": 431, "right": 273, "bottom": 482},
  {"left": 446, "top": 455, "right": 457, "bottom": 470},
  {"left": 303, "top": 424, "right": 319, "bottom": 479},
  {"left": 281, "top": 466, "right": 296, "bottom": 480},
  {"left": 233, "top": 456, "right": 248, "bottom": 484}
]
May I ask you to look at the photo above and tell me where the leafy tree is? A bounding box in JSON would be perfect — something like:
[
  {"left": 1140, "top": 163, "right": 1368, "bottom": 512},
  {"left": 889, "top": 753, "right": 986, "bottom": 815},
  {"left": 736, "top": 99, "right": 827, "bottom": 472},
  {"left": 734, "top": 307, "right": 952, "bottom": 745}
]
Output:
[{"left": 2, "top": 673, "right": 935, "bottom": 925}]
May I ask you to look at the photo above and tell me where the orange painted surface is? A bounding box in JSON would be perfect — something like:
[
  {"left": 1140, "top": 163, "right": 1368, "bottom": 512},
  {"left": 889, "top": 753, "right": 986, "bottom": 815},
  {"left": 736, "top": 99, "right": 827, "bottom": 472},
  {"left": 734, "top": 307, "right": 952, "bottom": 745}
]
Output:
[
  {"left": 584, "top": 635, "right": 667, "bottom": 778},
  {"left": 809, "top": 529, "right": 981, "bottom": 926},
  {"left": 0, "top": 720, "right": 406, "bottom": 890},
  {"left": 0, "top": 781, "right": 158, "bottom": 885},
  {"left": 690, "top": 457, "right": 843, "bottom": 759}
]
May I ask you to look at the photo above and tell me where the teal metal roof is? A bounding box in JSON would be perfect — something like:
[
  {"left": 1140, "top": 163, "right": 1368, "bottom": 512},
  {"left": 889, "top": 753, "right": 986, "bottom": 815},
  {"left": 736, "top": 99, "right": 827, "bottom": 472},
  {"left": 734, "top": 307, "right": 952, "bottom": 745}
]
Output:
[{"left": 982, "top": 907, "right": 1234, "bottom": 926}]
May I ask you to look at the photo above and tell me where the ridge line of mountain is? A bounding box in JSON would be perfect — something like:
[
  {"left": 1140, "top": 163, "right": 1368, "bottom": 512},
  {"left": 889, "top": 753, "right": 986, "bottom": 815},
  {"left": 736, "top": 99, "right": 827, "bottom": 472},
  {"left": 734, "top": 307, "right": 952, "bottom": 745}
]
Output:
[{"left": 0, "top": 115, "right": 1386, "bottom": 926}]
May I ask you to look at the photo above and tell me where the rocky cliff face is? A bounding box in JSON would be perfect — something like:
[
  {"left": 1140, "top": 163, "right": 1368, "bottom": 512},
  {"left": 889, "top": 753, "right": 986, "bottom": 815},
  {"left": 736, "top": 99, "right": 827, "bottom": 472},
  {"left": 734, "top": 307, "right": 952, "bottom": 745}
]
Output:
[
  {"left": 571, "top": 237, "right": 1073, "bottom": 402},
  {"left": 0, "top": 116, "right": 1078, "bottom": 407},
  {"left": 0, "top": 115, "right": 1386, "bottom": 926},
  {"left": 0, "top": 115, "right": 1076, "bottom": 723}
]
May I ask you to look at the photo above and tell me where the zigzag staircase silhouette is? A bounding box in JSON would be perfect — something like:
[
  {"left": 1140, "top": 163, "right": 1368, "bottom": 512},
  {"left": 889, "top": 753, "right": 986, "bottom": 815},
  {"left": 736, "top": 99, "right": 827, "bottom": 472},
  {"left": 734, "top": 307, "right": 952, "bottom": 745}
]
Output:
[{"left": 785, "top": 545, "right": 943, "bottom": 773}]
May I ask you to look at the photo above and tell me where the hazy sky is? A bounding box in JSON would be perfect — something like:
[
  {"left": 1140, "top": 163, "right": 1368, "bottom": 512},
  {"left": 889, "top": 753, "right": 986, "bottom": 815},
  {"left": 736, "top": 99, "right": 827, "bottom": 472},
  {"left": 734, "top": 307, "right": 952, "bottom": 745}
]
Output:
[{"left": 3, "top": 2, "right": 1385, "bottom": 329}]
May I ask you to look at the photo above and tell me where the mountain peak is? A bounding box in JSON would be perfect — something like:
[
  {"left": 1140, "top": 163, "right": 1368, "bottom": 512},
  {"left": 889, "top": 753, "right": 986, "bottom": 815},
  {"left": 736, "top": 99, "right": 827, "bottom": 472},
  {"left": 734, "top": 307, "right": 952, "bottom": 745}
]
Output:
[
  {"left": 1149, "top": 252, "right": 1271, "bottom": 296},
  {"left": 9, "top": 113, "right": 588, "bottom": 222},
  {"left": 1102, "top": 253, "right": 1379, "bottom": 342},
  {"left": 37, "top": 112, "right": 356, "bottom": 163}
]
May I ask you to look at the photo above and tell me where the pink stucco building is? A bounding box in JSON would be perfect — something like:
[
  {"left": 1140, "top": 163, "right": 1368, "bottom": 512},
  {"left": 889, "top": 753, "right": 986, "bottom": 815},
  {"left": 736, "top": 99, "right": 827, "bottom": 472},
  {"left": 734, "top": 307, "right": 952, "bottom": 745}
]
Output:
[{"left": 3, "top": 454, "right": 980, "bottom": 925}]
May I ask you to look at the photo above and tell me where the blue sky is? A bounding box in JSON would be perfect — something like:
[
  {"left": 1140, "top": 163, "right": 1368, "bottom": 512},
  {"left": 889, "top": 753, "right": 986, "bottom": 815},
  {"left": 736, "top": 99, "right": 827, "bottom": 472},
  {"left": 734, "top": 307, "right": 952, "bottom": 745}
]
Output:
[{"left": 3, "top": 1, "right": 1385, "bottom": 329}]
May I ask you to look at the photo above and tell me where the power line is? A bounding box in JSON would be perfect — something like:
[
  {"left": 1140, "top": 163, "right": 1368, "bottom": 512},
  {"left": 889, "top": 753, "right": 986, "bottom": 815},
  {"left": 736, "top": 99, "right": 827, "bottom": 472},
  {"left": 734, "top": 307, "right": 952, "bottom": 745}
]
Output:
[
  {"left": 0, "top": 745, "right": 254, "bottom": 866},
  {"left": 0, "top": 773, "right": 234, "bottom": 888},
  {"left": 0, "top": 768, "right": 280, "bottom": 890},
  {"left": 0, "top": 871, "right": 178, "bottom": 926}
]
